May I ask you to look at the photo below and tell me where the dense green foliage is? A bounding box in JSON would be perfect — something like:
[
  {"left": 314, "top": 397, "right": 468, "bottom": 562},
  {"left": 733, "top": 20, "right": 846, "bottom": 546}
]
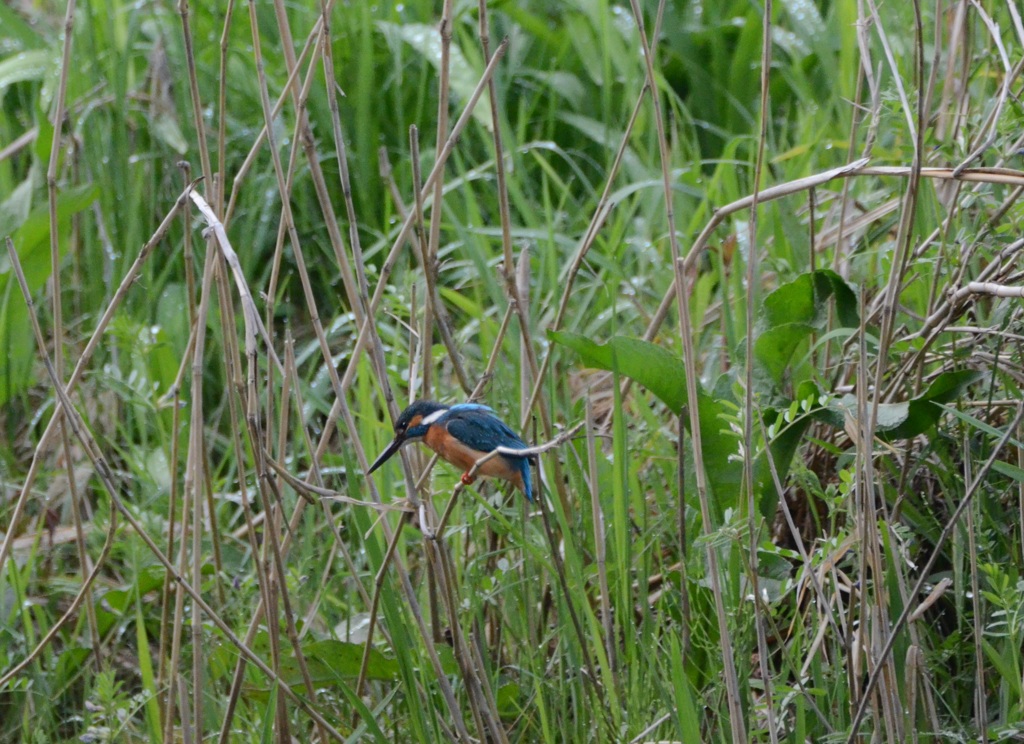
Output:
[{"left": 3, "top": 0, "right": 1024, "bottom": 741}]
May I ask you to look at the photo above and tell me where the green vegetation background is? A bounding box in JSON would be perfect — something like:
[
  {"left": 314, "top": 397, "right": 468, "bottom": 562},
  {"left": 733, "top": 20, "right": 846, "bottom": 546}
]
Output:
[{"left": 2, "top": 0, "right": 1024, "bottom": 741}]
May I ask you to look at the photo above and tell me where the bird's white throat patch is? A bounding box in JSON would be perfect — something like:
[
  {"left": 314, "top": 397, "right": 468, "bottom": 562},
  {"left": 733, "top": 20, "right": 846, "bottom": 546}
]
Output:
[{"left": 420, "top": 409, "right": 447, "bottom": 426}]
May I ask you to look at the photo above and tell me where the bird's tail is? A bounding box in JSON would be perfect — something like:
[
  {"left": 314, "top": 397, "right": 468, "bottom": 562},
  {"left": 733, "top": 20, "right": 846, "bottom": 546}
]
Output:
[{"left": 520, "top": 458, "right": 533, "bottom": 502}]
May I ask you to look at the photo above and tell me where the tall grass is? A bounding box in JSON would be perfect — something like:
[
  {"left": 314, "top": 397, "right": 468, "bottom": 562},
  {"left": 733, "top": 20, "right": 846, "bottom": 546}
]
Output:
[{"left": 2, "top": 0, "right": 1024, "bottom": 741}]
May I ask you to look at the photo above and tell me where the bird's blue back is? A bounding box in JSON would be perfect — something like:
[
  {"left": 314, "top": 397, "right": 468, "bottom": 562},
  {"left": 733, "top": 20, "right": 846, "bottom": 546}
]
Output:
[{"left": 444, "top": 405, "right": 534, "bottom": 500}]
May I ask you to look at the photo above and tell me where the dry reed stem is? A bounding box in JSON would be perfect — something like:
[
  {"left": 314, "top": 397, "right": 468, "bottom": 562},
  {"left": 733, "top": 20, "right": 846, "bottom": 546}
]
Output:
[
  {"left": 44, "top": 0, "right": 103, "bottom": 676},
  {"left": 626, "top": 0, "right": 746, "bottom": 736},
  {"left": 953, "top": 0, "right": 1016, "bottom": 176},
  {"left": 861, "top": 0, "right": 926, "bottom": 733},
  {"left": 587, "top": 397, "right": 616, "bottom": 672},
  {"left": 0, "top": 184, "right": 194, "bottom": 583},
  {"left": 5, "top": 237, "right": 347, "bottom": 741},
  {"left": 525, "top": 85, "right": 649, "bottom": 425},
  {"left": 742, "top": 0, "right": 779, "bottom": 737},
  {"left": 847, "top": 404, "right": 1024, "bottom": 740},
  {"left": 183, "top": 23, "right": 335, "bottom": 729}
]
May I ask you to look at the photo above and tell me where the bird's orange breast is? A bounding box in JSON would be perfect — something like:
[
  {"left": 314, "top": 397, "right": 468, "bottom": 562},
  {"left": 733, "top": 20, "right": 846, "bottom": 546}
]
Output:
[{"left": 424, "top": 424, "right": 526, "bottom": 490}]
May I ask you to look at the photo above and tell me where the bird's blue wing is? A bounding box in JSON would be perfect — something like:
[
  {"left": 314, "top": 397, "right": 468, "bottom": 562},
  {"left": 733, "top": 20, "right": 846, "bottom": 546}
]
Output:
[
  {"left": 445, "top": 408, "right": 534, "bottom": 500},
  {"left": 445, "top": 408, "right": 529, "bottom": 455}
]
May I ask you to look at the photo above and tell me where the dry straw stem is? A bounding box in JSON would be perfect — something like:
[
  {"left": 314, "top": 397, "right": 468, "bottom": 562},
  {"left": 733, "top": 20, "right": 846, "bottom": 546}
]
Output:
[
  {"left": 353, "top": 25, "right": 578, "bottom": 723},
  {"left": 355, "top": 421, "right": 593, "bottom": 735},
  {"left": 0, "top": 129, "right": 36, "bottom": 162},
  {"left": 3, "top": 238, "right": 347, "bottom": 741},
  {"left": 847, "top": 403, "right": 1024, "bottom": 741},
  {"left": 201, "top": 6, "right": 381, "bottom": 733},
  {"left": 0, "top": 183, "right": 194, "bottom": 582},
  {"left": 389, "top": 129, "right": 473, "bottom": 394},
  {"left": 966, "top": 281, "right": 1024, "bottom": 297},
  {"left": 264, "top": 0, "right": 365, "bottom": 337},
  {"left": 321, "top": 20, "right": 373, "bottom": 312},
  {"left": 426, "top": 416, "right": 609, "bottom": 727},
  {"left": 638, "top": 161, "right": 1024, "bottom": 347},
  {"left": 409, "top": 128, "right": 437, "bottom": 397},
  {"left": 46, "top": 0, "right": 103, "bottom": 669},
  {"left": 177, "top": 0, "right": 213, "bottom": 188},
  {"left": 181, "top": 202, "right": 224, "bottom": 741},
  {"left": 354, "top": 507, "right": 411, "bottom": 690},
  {"left": 475, "top": 0, "right": 548, "bottom": 444},
  {"left": 638, "top": 156, "right": 871, "bottom": 355},
  {"left": 907, "top": 578, "right": 952, "bottom": 624},
  {"left": 525, "top": 84, "right": 649, "bottom": 421},
  {"left": 952, "top": 0, "right": 1015, "bottom": 176},
  {"left": 335, "top": 34, "right": 520, "bottom": 740},
  {"left": 217, "top": 350, "right": 370, "bottom": 744},
  {"left": 187, "top": 190, "right": 280, "bottom": 368},
  {"left": 226, "top": 176, "right": 324, "bottom": 744},
  {"left": 360, "top": 36, "right": 514, "bottom": 479},
  {"left": 263, "top": 454, "right": 412, "bottom": 512},
  {"left": 365, "top": 37, "right": 510, "bottom": 323},
  {"left": 861, "top": 1, "right": 926, "bottom": 733},
  {"left": 280, "top": 331, "right": 374, "bottom": 614},
  {"left": 587, "top": 397, "right": 616, "bottom": 672},
  {"left": 223, "top": 14, "right": 324, "bottom": 224},
  {"left": 246, "top": 1, "right": 349, "bottom": 442},
  {"left": 627, "top": 0, "right": 746, "bottom": 736},
  {"left": 176, "top": 2, "right": 248, "bottom": 703},
  {"left": 272, "top": 37, "right": 511, "bottom": 486},
  {"left": 156, "top": 229, "right": 189, "bottom": 740},
  {"left": 425, "top": 0, "right": 456, "bottom": 399},
  {"left": 755, "top": 412, "right": 839, "bottom": 734},
  {"left": 742, "top": 0, "right": 779, "bottom": 737}
]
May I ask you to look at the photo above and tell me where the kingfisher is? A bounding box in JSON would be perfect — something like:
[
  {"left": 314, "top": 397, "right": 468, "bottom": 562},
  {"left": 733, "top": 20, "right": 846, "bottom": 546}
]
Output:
[{"left": 367, "top": 400, "right": 535, "bottom": 501}]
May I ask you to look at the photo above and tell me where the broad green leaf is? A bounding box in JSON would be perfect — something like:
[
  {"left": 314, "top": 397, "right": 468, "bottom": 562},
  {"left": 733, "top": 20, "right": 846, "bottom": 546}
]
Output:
[
  {"left": 756, "top": 322, "right": 817, "bottom": 384},
  {"left": 876, "top": 401, "right": 910, "bottom": 430},
  {"left": 0, "top": 259, "right": 37, "bottom": 409},
  {"left": 496, "top": 681, "right": 522, "bottom": 720},
  {"left": 881, "top": 370, "right": 983, "bottom": 441},
  {"left": 982, "top": 638, "right": 1023, "bottom": 700},
  {"left": 279, "top": 639, "right": 399, "bottom": 686},
  {"left": 549, "top": 331, "right": 688, "bottom": 413},
  {"left": 551, "top": 331, "right": 818, "bottom": 517},
  {"left": 828, "top": 370, "right": 982, "bottom": 441},
  {"left": 756, "top": 270, "right": 859, "bottom": 383},
  {"left": 33, "top": 90, "right": 55, "bottom": 164},
  {"left": 4, "top": 183, "right": 98, "bottom": 275},
  {"left": 757, "top": 405, "right": 812, "bottom": 518},
  {"left": 550, "top": 332, "right": 747, "bottom": 509}
]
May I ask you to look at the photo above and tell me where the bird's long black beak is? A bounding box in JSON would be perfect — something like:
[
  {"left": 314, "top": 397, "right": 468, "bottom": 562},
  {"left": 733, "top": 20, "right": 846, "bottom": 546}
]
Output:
[{"left": 367, "top": 436, "right": 405, "bottom": 474}]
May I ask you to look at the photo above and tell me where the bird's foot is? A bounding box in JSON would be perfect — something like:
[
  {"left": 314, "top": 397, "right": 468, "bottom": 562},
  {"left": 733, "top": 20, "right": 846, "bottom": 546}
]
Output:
[{"left": 460, "top": 472, "right": 476, "bottom": 486}]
